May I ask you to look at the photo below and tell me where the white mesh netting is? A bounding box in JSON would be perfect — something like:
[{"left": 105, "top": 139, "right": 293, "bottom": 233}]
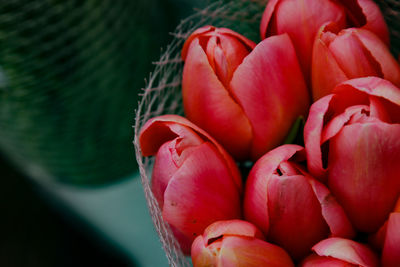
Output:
[{"left": 134, "top": 0, "right": 400, "bottom": 266}]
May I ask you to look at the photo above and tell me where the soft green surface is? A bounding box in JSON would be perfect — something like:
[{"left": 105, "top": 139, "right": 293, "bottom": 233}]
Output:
[{"left": 37, "top": 173, "right": 168, "bottom": 266}]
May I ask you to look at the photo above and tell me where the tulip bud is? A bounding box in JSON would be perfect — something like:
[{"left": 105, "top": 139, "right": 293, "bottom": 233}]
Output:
[
  {"left": 182, "top": 26, "right": 309, "bottom": 160},
  {"left": 243, "top": 144, "right": 354, "bottom": 260},
  {"left": 304, "top": 77, "right": 400, "bottom": 233},
  {"left": 300, "top": 237, "right": 379, "bottom": 267},
  {"left": 139, "top": 115, "right": 242, "bottom": 254},
  {"left": 260, "top": 0, "right": 389, "bottom": 82},
  {"left": 312, "top": 25, "right": 400, "bottom": 100},
  {"left": 191, "top": 220, "right": 294, "bottom": 267}
]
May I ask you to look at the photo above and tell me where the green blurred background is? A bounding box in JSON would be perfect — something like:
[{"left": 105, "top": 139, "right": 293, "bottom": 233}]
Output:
[{"left": 0, "top": 0, "right": 206, "bottom": 266}]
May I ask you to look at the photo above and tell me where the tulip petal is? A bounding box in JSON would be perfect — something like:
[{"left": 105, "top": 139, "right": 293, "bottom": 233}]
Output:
[
  {"left": 369, "top": 198, "right": 400, "bottom": 251},
  {"left": 260, "top": 0, "right": 280, "bottom": 39},
  {"left": 313, "top": 238, "right": 379, "bottom": 267},
  {"left": 140, "top": 115, "right": 243, "bottom": 192},
  {"left": 170, "top": 224, "right": 193, "bottom": 254},
  {"left": 244, "top": 145, "right": 303, "bottom": 234},
  {"left": 267, "top": 174, "right": 329, "bottom": 260},
  {"left": 212, "top": 27, "right": 256, "bottom": 50},
  {"left": 218, "top": 34, "right": 252, "bottom": 89},
  {"left": 191, "top": 235, "right": 218, "bottom": 267},
  {"left": 304, "top": 94, "right": 334, "bottom": 181},
  {"left": 216, "top": 28, "right": 256, "bottom": 51},
  {"left": 358, "top": 0, "right": 390, "bottom": 45},
  {"left": 382, "top": 213, "right": 400, "bottom": 267},
  {"left": 334, "top": 77, "right": 400, "bottom": 122},
  {"left": 218, "top": 236, "right": 294, "bottom": 267},
  {"left": 311, "top": 24, "right": 349, "bottom": 100},
  {"left": 355, "top": 29, "right": 400, "bottom": 87},
  {"left": 307, "top": 178, "right": 355, "bottom": 238},
  {"left": 230, "top": 34, "right": 309, "bottom": 159},
  {"left": 334, "top": 76, "right": 400, "bottom": 105},
  {"left": 336, "top": 0, "right": 366, "bottom": 27},
  {"left": 162, "top": 142, "right": 241, "bottom": 247},
  {"left": 202, "top": 220, "right": 264, "bottom": 243},
  {"left": 182, "top": 25, "right": 215, "bottom": 60},
  {"left": 321, "top": 105, "right": 369, "bottom": 143},
  {"left": 151, "top": 140, "right": 180, "bottom": 206},
  {"left": 328, "top": 122, "right": 400, "bottom": 232},
  {"left": 206, "top": 34, "right": 252, "bottom": 89},
  {"left": 182, "top": 26, "right": 256, "bottom": 60},
  {"left": 182, "top": 38, "right": 253, "bottom": 160},
  {"left": 368, "top": 220, "right": 387, "bottom": 252},
  {"left": 328, "top": 29, "right": 383, "bottom": 79},
  {"left": 300, "top": 253, "right": 355, "bottom": 267},
  {"left": 267, "top": 0, "right": 348, "bottom": 79},
  {"left": 140, "top": 115, "right": 202, "bottom": 157}
]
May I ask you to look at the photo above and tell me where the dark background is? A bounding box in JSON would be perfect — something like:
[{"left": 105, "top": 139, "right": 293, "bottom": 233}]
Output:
[{"left": 0, "top": 154, "right": 131, "bottom": 267}]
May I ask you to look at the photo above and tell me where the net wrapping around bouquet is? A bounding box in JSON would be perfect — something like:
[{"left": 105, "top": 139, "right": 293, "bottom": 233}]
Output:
[{"left": 134, "top": 0, "right": 400, "bottom": 266}]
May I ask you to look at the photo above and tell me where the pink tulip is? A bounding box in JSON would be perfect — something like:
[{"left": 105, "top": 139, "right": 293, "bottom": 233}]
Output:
[
  {"left": 139, "top": 115, "right": 242, "bottom": 254},
  {"left": 260, "top": 0, "right": 389, "bottom": 82},
  {"left": 304, "top": 77, "right": 400, "bottom": 233},
  {"left": 182, "top": 26, "right": 309, "bottom": 160},
  {"left": 243, "top": 144, "right": 354, "bottom": 260},
  {"left": 191, "top": 220, "right": 294, "bottom": 267},
  {"left": 312, "top": 24, "right": 400, "bottom": 100},
  {"left": 300, "top": 237, "right": 379, "bottom": 267}
]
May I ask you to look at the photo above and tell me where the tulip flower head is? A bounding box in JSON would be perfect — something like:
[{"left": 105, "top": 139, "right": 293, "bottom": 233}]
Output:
[
  {"left": 304, "top": 77, "right": 400, "bottom": 233},
  {"left": 139, "top": 115, "right": 242, "bottom": 254},
  {"left": 182, "top": 26, "right": 309, "bottom": 160},
  {"left": 260, "top": 0, "right": 389, "bottom": 83},
  {"left": 243, "top": 144, "right": 354, "bottom": 260},
  {"left": 300, "top": 237, "right": 379, "bottom": 267},
  {"left": 191, "top": 220, "right": 294, "bottom": 267},
  {"left": 312, "top": 24, "right": 400, "bottom": 100}
]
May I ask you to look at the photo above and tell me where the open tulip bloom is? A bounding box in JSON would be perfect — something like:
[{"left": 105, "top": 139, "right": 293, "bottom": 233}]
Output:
[
  {"left": 243, "top": 144, "right": 354, "bottom": 260},
  {"left": 139, "top": 115, "right": 243, "bottom": 254},
  {"left": 191, "top": 220, "right": 294, "bottom": 267},
  {"left": 304, "top": 77, "right": 400, "bottom": 234},
  {"left": 181, "top": 26, "right": 309, "bottom": 161}
]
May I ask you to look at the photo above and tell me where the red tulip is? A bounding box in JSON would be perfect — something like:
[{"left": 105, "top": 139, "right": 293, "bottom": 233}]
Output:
[
  {"left": 260, "top": 0, "right": 389, "bottom": 82},
  {"left": 182, "top": 26, "right": 309, "bottom": 160},
  {"left": 243, "top": 144, "right": 354, "bottom": 260},
  {"left": 191, "top": 220, "right": 294, "bottom": 267},
  {"left": 300, "top": 237, "right": 379, "bottom": 267},
  {"left": 312, "top": 24, "right": 400, "bottom": 100},
  {"left": 139, "top": 115, "right": 242, "bottom": 254},
  {"left": 304, "top": 77, "right": 400, "bottom": 233}
]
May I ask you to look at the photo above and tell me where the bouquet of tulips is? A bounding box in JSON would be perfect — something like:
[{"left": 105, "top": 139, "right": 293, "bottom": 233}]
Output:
[{"left": 134, "top": 0, "right": 400, "bottom": 266}]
